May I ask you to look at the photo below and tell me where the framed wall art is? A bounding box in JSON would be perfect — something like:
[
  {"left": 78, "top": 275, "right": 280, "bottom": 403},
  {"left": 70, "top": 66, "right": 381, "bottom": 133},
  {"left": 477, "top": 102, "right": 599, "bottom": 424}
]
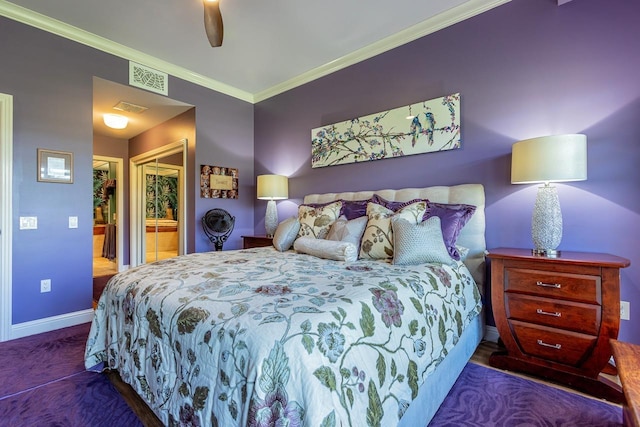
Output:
[
  {"left": 37, "top": 149, "right": 73, "bottom": 183},
  {"left": 200, "top": 165, "right": 238, "bottom": 199},
  {"left": 311, "top": 93, "right": 461, "bottom": 168}
]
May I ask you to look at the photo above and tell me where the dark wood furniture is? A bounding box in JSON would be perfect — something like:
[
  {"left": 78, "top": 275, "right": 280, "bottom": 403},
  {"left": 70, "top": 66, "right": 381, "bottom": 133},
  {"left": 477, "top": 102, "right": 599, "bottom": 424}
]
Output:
[
  {"left": 241, "top": 235, "right": 273, "bottom": 249},
  {"left": 611, "top": 340, "right": 640, "bottom": 427},
  {"left": 488, "top": 247, "right": 630, "bottom": 403}
]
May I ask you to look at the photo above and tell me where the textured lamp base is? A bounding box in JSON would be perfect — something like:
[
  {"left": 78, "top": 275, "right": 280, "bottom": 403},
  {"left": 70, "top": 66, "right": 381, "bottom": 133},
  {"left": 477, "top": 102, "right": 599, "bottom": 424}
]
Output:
[
  {"left": 531, "top": 184, "right": 562, "bottom": 256},
  {"left": 264, "top": 200, "right": 278, "bottom": 238}
]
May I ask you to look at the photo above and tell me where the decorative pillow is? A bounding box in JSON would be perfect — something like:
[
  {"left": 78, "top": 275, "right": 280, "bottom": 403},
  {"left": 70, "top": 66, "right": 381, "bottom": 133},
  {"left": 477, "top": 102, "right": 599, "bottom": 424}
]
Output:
[
  {"left": 326, "top": 216, "right": 368, "bottom": 248},
  {"left": 341, "top": 199, "right": 372, "bottom": 220},
  {"left": 359, "top": 201, "right": 427, "bottom": 260},
  {"left": 425, "top": 202, "right": 476, "bottom": 260},
  {"left": 371, "top": 194, "right": 426, "bottom": 212},
  {"left": 297, "top": 201, "right": 342, "bottom": 239},
  {"left": 293, "top": 237, "right": 358, "bottom": 262},
  {"left": 391, "top": 216, "right": 453, "bottom": 265},
  {"left": 272, "top": 217, "right": 300, "bottom": 251}
]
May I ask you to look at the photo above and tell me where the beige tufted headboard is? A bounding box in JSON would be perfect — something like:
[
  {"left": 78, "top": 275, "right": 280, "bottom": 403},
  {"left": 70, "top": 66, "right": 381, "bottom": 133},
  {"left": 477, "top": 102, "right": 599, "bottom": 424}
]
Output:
[{"left": 303, "top": 184, "right": 487, "bottom": 294}]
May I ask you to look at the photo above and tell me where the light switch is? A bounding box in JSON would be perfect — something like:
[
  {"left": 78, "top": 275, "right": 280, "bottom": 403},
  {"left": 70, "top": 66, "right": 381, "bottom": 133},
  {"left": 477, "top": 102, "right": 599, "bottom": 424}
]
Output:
[
  {"left": 19, "top": 216, "right": 37, "bottom": 230},
  {"left": 69, "top": 216, "right": 78, "bottom": 229}
]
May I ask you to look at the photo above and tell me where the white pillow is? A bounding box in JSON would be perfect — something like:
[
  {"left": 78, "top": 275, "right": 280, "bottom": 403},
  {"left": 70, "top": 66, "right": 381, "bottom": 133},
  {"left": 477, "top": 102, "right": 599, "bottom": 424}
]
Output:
[
  {"left": 326, "top": 216, "right": 368, "bottom": 248},
  {"left": 391, "top": 216, "right": 453, "bottom": 265},
  {"left": 272, "top": 217, "right": 300, "bottom": 251},
  {"left": 293, "top": 237, "right": 358, "bottom": 262}
]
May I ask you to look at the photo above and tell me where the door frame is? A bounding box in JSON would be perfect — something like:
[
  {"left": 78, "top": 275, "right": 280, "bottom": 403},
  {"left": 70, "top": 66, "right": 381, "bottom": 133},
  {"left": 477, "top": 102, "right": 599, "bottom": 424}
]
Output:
[
  {"left": 92, "top": 155, "right": 125, "bottom": 272},
  {"left": 129, "top": 139, "right": 187, "bottom": 267},
  {"left": 0, "top": 94, "right": 13, "bottom": 342}
]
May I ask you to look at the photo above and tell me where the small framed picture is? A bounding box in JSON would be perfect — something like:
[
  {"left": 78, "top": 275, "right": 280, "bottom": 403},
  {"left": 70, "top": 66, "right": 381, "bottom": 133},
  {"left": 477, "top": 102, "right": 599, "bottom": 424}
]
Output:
[{"left": 37, "top": 149, "right": 73, "bottom": 183}]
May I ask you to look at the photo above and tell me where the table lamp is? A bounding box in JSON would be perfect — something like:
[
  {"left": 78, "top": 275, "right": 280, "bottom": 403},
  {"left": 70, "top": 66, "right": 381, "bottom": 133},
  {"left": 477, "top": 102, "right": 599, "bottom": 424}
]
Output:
[
  {"left": 511, "top": 134, "right": 587, "bottom": 256},
  {"left": 257, "top": 174, "right": 288, "bottom": 237}
]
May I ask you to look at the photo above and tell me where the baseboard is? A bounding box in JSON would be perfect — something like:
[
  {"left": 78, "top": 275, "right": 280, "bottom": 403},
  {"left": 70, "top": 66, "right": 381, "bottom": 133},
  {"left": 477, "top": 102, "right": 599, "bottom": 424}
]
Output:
[
  {"left": 483, "top": 325, "right": 499, "bottom": 343},
  {"left": 10, "top": 309, "right": 94, "bottom": 340}
]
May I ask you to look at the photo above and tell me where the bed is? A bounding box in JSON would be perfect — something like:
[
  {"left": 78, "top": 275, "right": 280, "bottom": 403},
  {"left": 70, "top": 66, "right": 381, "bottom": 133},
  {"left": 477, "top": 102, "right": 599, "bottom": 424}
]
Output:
[{"left": 85, "top": 184, "right": 486, "bottom": 426}]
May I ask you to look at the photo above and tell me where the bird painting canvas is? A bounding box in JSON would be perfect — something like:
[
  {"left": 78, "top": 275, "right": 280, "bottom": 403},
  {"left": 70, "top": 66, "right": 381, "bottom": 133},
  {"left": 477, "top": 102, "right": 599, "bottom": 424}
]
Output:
[{"left": 311, "top": 93, "right": 460, "bottom": 168}]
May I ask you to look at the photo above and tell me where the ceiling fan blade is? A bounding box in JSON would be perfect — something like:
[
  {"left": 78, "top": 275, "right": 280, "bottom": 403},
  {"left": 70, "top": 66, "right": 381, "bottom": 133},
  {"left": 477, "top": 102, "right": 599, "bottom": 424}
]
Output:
[{"left": 203, "top": 0, "right": 224, "bottom": 47}]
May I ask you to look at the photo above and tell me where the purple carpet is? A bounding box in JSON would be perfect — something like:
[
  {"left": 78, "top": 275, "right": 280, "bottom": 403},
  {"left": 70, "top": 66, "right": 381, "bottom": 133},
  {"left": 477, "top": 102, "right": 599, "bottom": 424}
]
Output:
[
  {"left": 0, "top": 324, "right": 623, "bottom": 426},
  {"left": 0, "top": 323, "right": 141, "bottom": 427},
  {"left": 429, "top": 362, "right": 622, "bottom": 426}
]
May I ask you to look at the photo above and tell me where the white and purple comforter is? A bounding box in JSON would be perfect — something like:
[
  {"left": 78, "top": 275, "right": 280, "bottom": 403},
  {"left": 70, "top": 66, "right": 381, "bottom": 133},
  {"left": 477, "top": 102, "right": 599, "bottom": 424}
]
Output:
[{"left": 85, "top": 247, "right": 481, "bottom": 426}]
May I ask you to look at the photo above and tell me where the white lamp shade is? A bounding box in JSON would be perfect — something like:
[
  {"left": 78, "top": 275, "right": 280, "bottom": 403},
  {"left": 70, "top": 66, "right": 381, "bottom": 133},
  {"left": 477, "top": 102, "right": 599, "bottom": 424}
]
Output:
[
  {"left": 511, "top": 134, "right": 587, "bottom": 184},
  {"left": 257, "top": 174, "right": 288, "bottom": 200},
  {"left": 103, "top": 114, "right": 128, "bottom": 129}
]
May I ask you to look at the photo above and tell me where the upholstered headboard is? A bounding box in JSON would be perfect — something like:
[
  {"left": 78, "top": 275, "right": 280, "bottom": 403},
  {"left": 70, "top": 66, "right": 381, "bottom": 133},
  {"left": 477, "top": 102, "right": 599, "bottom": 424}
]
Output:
[{"left": 303, "top": 184, "right": 487, "bottom": 293}]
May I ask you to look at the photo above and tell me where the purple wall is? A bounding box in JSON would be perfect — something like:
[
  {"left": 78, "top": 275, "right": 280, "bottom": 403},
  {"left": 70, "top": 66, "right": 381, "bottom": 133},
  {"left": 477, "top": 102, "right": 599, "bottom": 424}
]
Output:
[
  {"left": 254, "top": 0, "right": 640, "bottom": 344},
  {"left": 2, "top": 17, "right": 254, "bottom": 324}
]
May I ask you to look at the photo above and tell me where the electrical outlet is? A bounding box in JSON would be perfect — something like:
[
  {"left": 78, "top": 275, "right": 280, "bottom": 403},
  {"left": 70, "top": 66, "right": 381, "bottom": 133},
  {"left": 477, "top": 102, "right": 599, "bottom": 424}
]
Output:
[
  {"left": 620, "top": 301, "right": 630, "bottom": 321},
  {"left": 68, "top": 216, "right": 78, "bottom": 228},
  {"left": 40, "top": 279, "right": 51, "bottom": 293}
]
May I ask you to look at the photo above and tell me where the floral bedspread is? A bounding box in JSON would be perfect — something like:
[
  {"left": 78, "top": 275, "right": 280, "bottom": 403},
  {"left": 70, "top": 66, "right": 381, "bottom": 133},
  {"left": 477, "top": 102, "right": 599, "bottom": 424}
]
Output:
[{"left": 85, "top": 247, "right": 481, "bottom": 426}]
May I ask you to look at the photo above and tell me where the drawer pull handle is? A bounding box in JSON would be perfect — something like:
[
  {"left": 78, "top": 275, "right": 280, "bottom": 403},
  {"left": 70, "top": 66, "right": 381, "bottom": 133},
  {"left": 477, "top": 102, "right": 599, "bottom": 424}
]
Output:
[
  {"left": 536, "top": 308, "right": 561, "bottom": 317},
  {"left": 536, "top": 281, "right": 561, "bottom": 289},
  {"left": 537, "top": 339, "right": 561, "bottom": 350}
]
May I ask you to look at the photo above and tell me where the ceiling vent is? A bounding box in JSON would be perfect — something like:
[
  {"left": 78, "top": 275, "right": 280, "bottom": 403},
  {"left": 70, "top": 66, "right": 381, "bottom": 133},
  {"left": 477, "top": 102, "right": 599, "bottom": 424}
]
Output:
[
  {"left": 113, "top": 101, "right": 148, "bottom": 114},
  {"left": 129, "top": 62, "right": 168, "bottom": 96}
]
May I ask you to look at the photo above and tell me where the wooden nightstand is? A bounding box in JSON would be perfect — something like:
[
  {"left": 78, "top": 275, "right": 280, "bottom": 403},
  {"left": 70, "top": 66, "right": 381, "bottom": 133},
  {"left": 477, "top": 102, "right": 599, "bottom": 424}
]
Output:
[
  {"left": 488, "top": 247, "right": 630, "bottom": 402},
  {"left": 241, "top": 235, "right": 273, "bottom": 249}
]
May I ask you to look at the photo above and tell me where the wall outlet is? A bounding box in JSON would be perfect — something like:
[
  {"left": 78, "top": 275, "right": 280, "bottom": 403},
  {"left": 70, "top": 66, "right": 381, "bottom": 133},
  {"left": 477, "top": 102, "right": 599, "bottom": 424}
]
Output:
[
  {"left": 68, "top": 216, "right": 78, "bottom": 228},
  {"left": 40, "top": 279, "right": 51, "bottom": 293},
  {"left": 621, "top": 301, "right": 630, "bottom": 321}
]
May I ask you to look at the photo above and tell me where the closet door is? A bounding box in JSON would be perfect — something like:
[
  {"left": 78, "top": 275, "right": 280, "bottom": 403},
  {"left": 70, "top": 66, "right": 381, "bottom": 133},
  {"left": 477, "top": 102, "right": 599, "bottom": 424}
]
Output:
[
  {"left": 130, "top": 139, "right": 186, "bottom": 268},
  {"left": 143, "top": 157, "right": 181, "bottom": 263}
]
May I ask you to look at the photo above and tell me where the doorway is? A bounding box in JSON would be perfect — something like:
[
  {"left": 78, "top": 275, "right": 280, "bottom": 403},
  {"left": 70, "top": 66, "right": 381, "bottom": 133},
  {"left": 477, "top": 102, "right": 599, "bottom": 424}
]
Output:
[
  {"left": 130, "top": 139, "right": 187, "bottom": 267},
  {"left": 92, "top": 156, "right": 123, "bottom": 277}
]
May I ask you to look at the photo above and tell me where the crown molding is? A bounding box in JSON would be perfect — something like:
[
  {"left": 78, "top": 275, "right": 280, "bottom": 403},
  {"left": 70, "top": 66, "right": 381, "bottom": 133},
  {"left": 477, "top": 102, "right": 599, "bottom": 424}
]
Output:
[
  {"left": 0, "top": 1, "right": 254, "bottom": 103},
  {"left": 253, "top": 0, "right": 511, "bottom": 103},
  {"left": 1, "top": 0, "right": 509, "bottom": 104}
]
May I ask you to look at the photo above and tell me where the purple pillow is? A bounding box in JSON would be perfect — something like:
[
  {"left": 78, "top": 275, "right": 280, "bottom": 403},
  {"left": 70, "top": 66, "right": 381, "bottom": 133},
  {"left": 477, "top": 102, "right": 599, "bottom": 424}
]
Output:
[
  {"left": 371, "top": 194, "right": 426, "bottom": 212},
  {"left": 341, "top": 199, "right": 372, "bottom": 220},
  {"left": 425, "top": 202, "right": 476, "bottom": 260}
]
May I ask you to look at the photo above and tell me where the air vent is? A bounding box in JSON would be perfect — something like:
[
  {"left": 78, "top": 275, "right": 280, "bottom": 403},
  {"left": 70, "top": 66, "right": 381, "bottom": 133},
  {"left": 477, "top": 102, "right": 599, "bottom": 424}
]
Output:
[
  {"left": 129, "top": 62, "right": 168, "bottom": 96},
  {"left": 113, "top": 101, "right": 148, "bottom": 114}
]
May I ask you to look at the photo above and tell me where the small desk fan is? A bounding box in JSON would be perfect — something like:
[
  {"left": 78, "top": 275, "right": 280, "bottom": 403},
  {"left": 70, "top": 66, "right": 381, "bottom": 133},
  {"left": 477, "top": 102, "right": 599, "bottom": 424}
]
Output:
[{"left": 202, "top": 208, "right": 235, "bottom": 251}]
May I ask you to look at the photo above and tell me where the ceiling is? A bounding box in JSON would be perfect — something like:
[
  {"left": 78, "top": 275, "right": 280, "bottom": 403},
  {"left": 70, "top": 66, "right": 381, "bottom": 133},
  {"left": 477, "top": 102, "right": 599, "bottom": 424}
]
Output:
[
  {"left": 93, "top": 77, "right": 193, "bottom": 139},
  {"left": 1, "top": 0, "right": 509, "bottom": 138}
]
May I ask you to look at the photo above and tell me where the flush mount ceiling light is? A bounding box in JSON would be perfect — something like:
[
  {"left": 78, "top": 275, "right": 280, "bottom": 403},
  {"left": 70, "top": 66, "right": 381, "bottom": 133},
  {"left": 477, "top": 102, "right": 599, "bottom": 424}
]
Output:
[
  {"left": 103, "top": 113, "right": 128, "bottom": 129},
  {"left": 203, "top": 0, "right": 224, "bottom": 47}
]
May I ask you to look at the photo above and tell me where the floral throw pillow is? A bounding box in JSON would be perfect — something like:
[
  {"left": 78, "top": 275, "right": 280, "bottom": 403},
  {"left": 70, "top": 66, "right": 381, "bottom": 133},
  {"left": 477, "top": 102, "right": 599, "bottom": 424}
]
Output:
[
  {"left": 297, "top": 201, "right": 343, "bottom": 239},
  {"left": 359, "top": 201, "right": 427, "bottom": 260}
]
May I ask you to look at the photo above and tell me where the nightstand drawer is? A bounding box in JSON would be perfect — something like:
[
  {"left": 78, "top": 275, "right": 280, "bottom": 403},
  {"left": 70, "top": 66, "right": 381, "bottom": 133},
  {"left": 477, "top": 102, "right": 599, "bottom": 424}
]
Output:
[
  {"left": 511, "top": 320, "right": 597, "bottom": 366},
  {"left": 505, "top": 267, "right": 601, "bottom": 304},
  {"left": 506, "top": 293, "right": 601, "bottom": 336}
]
